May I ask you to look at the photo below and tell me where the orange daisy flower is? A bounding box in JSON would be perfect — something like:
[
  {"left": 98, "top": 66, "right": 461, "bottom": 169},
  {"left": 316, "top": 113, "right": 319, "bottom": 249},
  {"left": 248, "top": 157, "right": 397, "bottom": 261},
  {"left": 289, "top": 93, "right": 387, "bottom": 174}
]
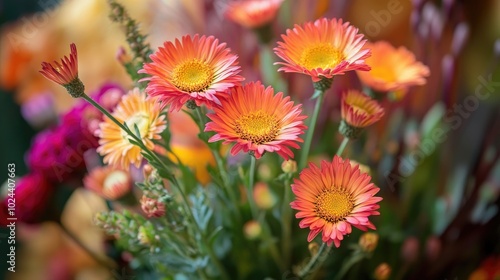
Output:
[
  {"left": 341, "top": 90, "right": 384, "bottom": 129},
  {"left": 356, "top": 41, "right": 430, "bottom": 94},
  {"left": 140, "top": 34, "right": 244, "bottom": 112},
  {"left": 84, "top": 166, "right": 132, "bottom": 200},
  {"left": 290, "top": 156, "right": 382, "bottom": 247},
  {"left": 205, "top": 81, "right": 307, "bottom": 160},
  {"left": 97, "top": 88, "right": 167, "bottom": 168},
  {"left": 274, "top": 18, "right": 371, "bottom": 83},
  {"left": 225, "top": 0, "right": 284, "bottom": 29}
]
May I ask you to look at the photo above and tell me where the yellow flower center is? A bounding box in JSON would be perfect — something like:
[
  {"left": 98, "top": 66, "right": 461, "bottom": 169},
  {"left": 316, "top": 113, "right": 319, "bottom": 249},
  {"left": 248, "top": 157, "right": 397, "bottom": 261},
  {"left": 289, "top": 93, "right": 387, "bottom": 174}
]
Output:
[
  {"left": 315, "top": 188, "right": 354, "bottom": 223},
  {"left": 123, "top": 113, "right": 150, "bottom": 139},
  {"left": 103, "top": 170, "right": 129, "bottom": 192},
  {"left": 351, "top": 104, "right": 370, "bottom": 115},
  {"left": 171, "top": 59, "right": 213, "bottom": 92},
  {"left": 300, "top": 43, "right": 345, "bottom": 70},
  {"left": 234, "top": 110, "right": 280, "bottom": 145}
]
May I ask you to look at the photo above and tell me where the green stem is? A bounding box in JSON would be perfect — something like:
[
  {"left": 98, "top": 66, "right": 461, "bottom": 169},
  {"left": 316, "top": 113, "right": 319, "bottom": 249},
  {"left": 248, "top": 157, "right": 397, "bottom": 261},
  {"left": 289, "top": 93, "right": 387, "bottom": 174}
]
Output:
[
  {"left": 298, "top": 242, "right": 331, "bottom": 279},
  {"left": 194, "top": 107, "right": 241, "bottom": 220},
  {"left": 82, "top": 94, "right": 229, "bottom": 280},
  {"left": 258, "top": 211, "right": 285, "bottom": 272},
  {"left": 247, "top": 156, "right": 258, "bottom": 218},
  {"left": 336, "top": 137, "right": 349, "bottom": 156},
  {"left": 299, "top": 90, "right": 325, "bottom": 170},
  {"left": 281, "top": 177, "right": 292, "bottom": 268},
  {"left": 334, "top": 252, "right": 366, "bottom": 280}
]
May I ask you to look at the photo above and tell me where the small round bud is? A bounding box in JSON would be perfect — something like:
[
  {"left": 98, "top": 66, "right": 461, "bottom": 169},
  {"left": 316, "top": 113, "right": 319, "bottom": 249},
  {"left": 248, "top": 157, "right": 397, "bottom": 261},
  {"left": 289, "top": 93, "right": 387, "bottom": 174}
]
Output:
[
  {"left": 374, "top": 263, "right": 391, "bottom": 280},
  {"left": 359, "top": 232, "right": 379, "bottom": 253},
  {"left": 244, "top": 220, "right": 262, "bottom": 240},
  {"left": 401, "top": 236, "right": 419, "bottom": 263},
  {"left": 281, "top": 160, "right": 297, "bottom": 174},
  {"left": 253, "top": 182, "right": 276, "bottom": 210},
  {"left": 308, "top": 242, "right": 320, "bottom": 256}
]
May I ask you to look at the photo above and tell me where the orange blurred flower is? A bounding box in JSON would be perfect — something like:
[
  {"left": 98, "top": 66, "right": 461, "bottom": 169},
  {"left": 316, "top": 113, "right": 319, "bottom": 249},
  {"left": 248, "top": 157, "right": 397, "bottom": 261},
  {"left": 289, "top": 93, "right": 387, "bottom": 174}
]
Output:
[
  {"left": 225, "top": 0, "right": 284, "bottom": 29},
  {"left": 97, "top": 88, "right": 166, "bottom": 168},
  {"left": 356, "top": 41, "right": 430, "bottom": 95},
  {"left": 290, "top": 156, "right": 382, "bottom": 247},
  {"left": 140, "top": 34, "right": 244, "bottom": 112},
  {"left": 274, "top": 18, "right": 371, "bottom": 82},
  {"left": 83, "top": 166, "right": 132, "bottom": 200},
  {"left": 205, "top": 81, "right": 307, "bottom": 160}
]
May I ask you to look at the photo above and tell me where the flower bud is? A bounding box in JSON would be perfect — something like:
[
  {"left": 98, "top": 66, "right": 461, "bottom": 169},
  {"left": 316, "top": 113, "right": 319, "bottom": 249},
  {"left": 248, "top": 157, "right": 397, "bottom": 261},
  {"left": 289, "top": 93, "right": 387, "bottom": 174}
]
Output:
[
  {"left": 401, "top": 236, "right": 419, "bottom": 263},
  {"left": 359, "top": 232, "right": 379, "bottom": 253},
  {"left": 116, "top": 46, "right": 132, "bottom": 64},
  {"left": 137, "top": 226, "right": 150, "bottom": 245},
  {"left": 374, "top": 263, "right": 391, "bottom": 280},
  {"left": 244, "top": 220, "right": 262, "bottom": 240},
  {"left": 143, "top": 164, "right": 154, "bottom": 180},
  {"left": 281, "top": 160, "right": 297, "bottom": 174},
  {"left": 425, "top": 236, "right": 441, "bottom": 261},
  {"left": 258, "top": 163, "right": 273, "bottom": 181},
  {"left": 308, "top": 242, "right": 320, "bottom": 256},
  {"left": 253, "top": 182, "right": 277, "bottom": 210},
  {"left": 140, "top": 196, "right": 166, "bottom": 218}
]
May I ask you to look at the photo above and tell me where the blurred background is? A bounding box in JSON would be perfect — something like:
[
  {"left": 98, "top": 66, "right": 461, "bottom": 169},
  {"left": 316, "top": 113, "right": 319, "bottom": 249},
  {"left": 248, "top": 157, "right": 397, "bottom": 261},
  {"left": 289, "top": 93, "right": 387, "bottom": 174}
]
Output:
[{"left": 0, "top": 0, "right": 499, "bottom": 279}]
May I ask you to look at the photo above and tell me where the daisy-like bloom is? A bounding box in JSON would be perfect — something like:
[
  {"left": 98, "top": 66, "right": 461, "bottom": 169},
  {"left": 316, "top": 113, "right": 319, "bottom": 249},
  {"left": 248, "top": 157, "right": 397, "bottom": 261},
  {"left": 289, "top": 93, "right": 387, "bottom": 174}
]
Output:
[
  {"left": 139, "top": 34, "right": 244, "bottom": 112},
  {"left": 140, "top": 196, "right": 166, "bottom": 218},
  {"left": 225, "top": 0, "right": 284, "bottom": 29},
  {"left": 356, "top": 41, "right": 430, "bottom": 96},
  {"left": 97, "top": 88, "right": 167, "bottom": 168},
  {"left": 339, "top": 90, "right": 384, "bottom": 139},
  {"left": 290, "top": 156, "right": 382, "bottom": 247},
  {"left": 274, "top": 18, "right": 371, "bottom": 84},
  {"left": 205, "top": 81, "right": 307, "bottom": 160},
  {"left": 40, "top": 43, "right": 84, "bottom": 98},
  {"left": 84, "top": 166, "right": 132, "bottom": 200}
]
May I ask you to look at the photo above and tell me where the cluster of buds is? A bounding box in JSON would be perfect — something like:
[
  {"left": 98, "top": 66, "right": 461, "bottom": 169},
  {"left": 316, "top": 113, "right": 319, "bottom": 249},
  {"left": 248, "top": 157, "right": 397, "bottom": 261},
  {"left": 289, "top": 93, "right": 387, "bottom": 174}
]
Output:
[
  {"left": 95, "top": 210, "right": 158, "bottom": 252},
  {"left": 137, "top": 164, "right": 172, "bottom": 218},
  {"left": 108, "top": 0, "right": 152, "bottom": 65}
]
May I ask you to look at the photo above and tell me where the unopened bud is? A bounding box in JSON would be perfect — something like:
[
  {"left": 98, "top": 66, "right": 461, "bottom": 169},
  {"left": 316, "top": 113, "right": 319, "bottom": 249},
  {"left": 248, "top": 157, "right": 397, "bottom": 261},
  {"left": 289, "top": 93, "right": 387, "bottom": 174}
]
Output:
[
  {"left": 308, "top": 242, "right": 320, "bottom": 256},
  {"left": 281, "top": 160, "right": 297, "bottom": 174},
  {"left": 140, "top": 196, "right": 166, "bottom": 218},
  {"left": 244, "top": 220, "right": 262, "bottom": 240},
  {"left": 116, "top": 46, "right": 132, "bottom": 64},
  {"left": 401, "top": 236, "right": 419, "bottom": 263},
  {"left": 374, "top": 263, "right": 391, "bottom": 280},
  {"left": 359, "top": 232, "right": 379, "bottom": 253},
  {"left": 253, "top": 182, "right": 276, "bottom": 210},
  {"left": 258, "top": 163, "right": 273, "bottom": 181},
  {"left": 143, "top": 164, "right": 154, "bottom": 179},
  {"left": 425, "top": 236, "right": 441, "bottom": 261}
]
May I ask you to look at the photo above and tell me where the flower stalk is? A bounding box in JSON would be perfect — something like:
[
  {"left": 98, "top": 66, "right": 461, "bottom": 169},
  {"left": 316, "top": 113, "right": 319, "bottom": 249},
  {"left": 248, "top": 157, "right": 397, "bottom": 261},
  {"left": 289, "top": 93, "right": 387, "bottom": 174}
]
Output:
[{"left": 299, "top": 89, "right": 325, "bottom": 169}]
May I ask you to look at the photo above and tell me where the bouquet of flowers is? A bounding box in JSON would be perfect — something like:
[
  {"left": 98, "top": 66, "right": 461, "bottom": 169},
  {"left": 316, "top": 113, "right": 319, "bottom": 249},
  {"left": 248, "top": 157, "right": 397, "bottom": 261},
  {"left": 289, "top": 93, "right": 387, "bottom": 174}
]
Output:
[{"left": 3, "top": 0, "right": 500, "bottom": 279}]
